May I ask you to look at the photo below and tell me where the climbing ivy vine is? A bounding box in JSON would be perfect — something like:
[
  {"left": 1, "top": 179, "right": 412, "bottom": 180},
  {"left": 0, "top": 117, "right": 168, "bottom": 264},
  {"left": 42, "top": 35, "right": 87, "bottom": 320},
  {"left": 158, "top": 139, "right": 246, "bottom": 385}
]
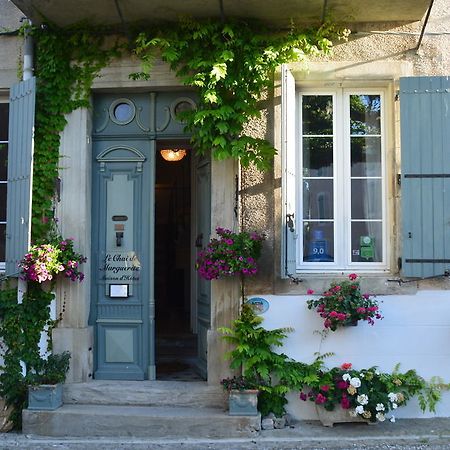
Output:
[
  {"left": 133, "top": 19, "right": 345, "bottom": 170},
  {"left": 31, "top": 24, "right": 119, "bottom": 239}
]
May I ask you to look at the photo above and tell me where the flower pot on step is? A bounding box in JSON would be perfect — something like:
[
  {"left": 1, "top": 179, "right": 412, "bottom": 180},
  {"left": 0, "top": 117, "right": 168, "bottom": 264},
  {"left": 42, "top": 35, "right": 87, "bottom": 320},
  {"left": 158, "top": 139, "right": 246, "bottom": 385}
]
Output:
[
  {"left": 28, "top": 383, "right": 63, "bottom": 411},
  {"left": 228, "top": 389, "right": 259, "bottom": 416}
]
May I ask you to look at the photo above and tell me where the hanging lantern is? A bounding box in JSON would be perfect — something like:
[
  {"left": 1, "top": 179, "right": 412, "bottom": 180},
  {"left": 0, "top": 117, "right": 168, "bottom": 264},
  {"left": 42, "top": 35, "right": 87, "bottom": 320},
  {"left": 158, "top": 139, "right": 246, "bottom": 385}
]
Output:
[{"left": 159, "top": 148, "right": 187, "bottom": 162}]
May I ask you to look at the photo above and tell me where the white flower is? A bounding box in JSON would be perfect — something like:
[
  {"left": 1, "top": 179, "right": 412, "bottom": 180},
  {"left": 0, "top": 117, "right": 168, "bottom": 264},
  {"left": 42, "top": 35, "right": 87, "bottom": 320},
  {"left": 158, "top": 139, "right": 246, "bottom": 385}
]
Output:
[
  {"left": 376, "top": 403, "right": 385, "bottom": 411},
  {"left": 350, "top": 377, "right": 361, "bottom": 388},
  {"left": 342, "top": 374, "right": 351, "bottom": 381},
  {"left": 375, "top": 370, "right": 380, "bottom": 375},
  {"left": 390, "top": 416, "right": 396, "bottom": 423},
  {"left": 349, "top": 409, "right": 357, "bottom": 417},
  {"left": 355, "top": 405, "right": 364, "bottom": 415},
  {"left": 357, "top": 394, "right": 369, "bottom": 405},
  {"left": 388, "top": 392, "right": 398, "bottom": 402},
  {"left": 392, "top": 403, "right": 398, "bottom": 409},
  {"left": 376, "top": 412, "right": 386, "bottom": 422}
]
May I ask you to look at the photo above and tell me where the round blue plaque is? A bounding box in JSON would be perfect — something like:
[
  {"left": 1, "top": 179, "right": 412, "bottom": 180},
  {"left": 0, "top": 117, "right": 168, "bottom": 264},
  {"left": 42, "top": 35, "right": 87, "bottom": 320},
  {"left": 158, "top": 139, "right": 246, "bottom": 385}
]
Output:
[{"left": 246, "top": 297, "right": 269, "bottom": 314}]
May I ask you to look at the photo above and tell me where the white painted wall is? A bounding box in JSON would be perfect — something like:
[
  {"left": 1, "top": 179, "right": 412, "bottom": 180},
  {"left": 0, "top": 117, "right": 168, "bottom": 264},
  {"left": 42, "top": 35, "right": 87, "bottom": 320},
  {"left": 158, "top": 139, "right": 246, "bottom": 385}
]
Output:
[{"left": 250, "top": 291, "right": 450, "bottom": 419}]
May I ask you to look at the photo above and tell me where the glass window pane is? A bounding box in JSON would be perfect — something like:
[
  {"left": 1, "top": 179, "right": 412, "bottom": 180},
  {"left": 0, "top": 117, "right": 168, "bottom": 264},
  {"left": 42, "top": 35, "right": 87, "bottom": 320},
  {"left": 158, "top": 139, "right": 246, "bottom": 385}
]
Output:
[
  {"left": 350, "top": 95, "right": 381, "bottom": 135},
  {"left": 302, "top": 95, "right": 333, "bottom": 135},
  {"left": 0, "top": 224, "right": 5, "bottom": 262},
  {"left": 0, "top": 184, "right": 6, "bottom": 221},
  {"left": 351, "top": 179, "right": 382, "bottom": 220},
  {"left": 114, "top": 103, "right": 133, "bottom": 122},
  {"left": 0, "top": 143, "right": 7, "bottom": 181},
  {"left": 303, "top": 222, "right": 334, "bottom": 262},
  {"left": 351, "top": 222, "right": 382, "bottom": 262},
  {"left": 303, "top": 179, "right": 333, "bottom": 220},
  {"left": 303, "top": 137, "right": 333, "bottom": 177},
  {"left": 351, "top": 137, "right": 381, "bottom": 177},
  {"left": 0, "top": 104, "right": 8, "bottom": 141}
]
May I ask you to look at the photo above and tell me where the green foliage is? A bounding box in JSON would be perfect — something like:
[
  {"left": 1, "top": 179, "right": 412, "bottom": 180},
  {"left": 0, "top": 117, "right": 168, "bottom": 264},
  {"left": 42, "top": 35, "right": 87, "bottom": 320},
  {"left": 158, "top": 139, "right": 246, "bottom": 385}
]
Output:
[
  {"left": 0, "top": 283, "right": 56, "bottom": 428},
  {"left": 301, "top": 361, "right": 448, "bottom": 422},
  {"left": 30, "top": 24, "right": 118, "bottom": 239},
  {"left": 29, "top": 351, "right": 71, "bottom": 386},
  {"left": 306, "top": 273, "right": 383, "bottom": 331},
  {"left": 133, "top": 18, "right": 345, "bottom": 171},
  {"left": 220, "top": 303, "right": 321, "bottom": 416}
]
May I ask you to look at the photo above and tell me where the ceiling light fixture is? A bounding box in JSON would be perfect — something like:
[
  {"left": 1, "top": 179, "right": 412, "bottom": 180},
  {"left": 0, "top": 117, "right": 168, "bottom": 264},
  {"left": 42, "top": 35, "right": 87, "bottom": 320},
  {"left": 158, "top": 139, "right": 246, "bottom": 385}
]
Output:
[{"left": 160, "top": 148, "right": 187, "bottom": 162}]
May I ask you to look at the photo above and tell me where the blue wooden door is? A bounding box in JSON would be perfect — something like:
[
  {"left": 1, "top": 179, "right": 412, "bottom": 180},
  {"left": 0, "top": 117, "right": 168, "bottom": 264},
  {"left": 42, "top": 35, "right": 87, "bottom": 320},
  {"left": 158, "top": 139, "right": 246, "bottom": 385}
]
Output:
[
  {"left": 195, "top": 156, "right": 211, "bottom": 379},
  {"left": 91, "top": 92, "right": 198, "bottom": 380}
]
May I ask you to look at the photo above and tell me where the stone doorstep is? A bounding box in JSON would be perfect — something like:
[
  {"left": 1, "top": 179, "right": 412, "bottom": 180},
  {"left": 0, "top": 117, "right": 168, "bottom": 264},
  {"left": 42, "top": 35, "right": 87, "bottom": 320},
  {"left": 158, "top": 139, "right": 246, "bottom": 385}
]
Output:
[
  {"left": 63, "top": 380, "right": 227, "bottom": 409},
  {"left": 22, "top": 404, "right": 261, "bottom": 439}
]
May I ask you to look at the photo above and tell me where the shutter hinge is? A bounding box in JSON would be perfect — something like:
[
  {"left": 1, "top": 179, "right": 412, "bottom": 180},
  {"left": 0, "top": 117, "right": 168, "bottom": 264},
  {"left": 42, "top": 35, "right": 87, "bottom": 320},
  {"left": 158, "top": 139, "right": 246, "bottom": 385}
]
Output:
[
  {"left": 397, "top": 174, "right": 401, "bottom": 186},
  {"left": 397, "top": 257, "right": 402, "bottom": 271},
  {"left": 395, "top": 90, "right": 400, "bottom": 101}
]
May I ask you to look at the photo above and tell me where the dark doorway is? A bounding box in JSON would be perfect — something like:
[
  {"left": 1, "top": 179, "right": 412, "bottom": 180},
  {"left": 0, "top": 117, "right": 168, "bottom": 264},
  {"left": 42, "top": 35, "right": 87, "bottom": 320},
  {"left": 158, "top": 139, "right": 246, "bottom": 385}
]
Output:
[{"left": 154, "top": 141, "right": 200, "bottom": 380}]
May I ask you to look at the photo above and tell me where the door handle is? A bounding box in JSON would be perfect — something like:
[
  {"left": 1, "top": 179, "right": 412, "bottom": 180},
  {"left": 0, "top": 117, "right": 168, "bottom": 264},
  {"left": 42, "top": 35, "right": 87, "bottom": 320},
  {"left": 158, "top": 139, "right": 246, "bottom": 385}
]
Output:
[{"left": 195, "top": 233, "right": 203, "bottom": 248}]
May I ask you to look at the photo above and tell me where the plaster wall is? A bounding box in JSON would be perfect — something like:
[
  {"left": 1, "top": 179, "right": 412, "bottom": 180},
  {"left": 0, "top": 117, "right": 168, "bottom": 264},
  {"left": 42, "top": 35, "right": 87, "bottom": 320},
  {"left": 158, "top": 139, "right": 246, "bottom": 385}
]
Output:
[
  {"left": 0, "top": 0, "right": 23, "bottom": 89},
  {"left": 251, "top": 291, "right": 450, "bottom": 419}
]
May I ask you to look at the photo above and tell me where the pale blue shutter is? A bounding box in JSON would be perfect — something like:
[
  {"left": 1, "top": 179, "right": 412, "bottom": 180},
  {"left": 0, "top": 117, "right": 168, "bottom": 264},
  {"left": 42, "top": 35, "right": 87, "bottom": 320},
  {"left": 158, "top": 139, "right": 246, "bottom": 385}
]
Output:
[
  {"left": 5, "top": 77, "right": 36, "bottom": 276},
  {"left": 281, "top": 65, "right": 297, "bottom": 277},
  {"left": 400, "top": 76, "right": 450, "bottom": 277}
]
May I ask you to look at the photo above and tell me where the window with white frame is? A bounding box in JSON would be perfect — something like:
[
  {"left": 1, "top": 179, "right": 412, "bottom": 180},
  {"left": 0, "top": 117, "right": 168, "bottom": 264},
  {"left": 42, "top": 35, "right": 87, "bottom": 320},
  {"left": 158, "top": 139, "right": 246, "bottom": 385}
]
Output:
[
  {"left": 297, "top": 88, "right": 387, "bottom": 271},
  {"left": 0, "top": 100, "right": 8, "bottom": 270}
]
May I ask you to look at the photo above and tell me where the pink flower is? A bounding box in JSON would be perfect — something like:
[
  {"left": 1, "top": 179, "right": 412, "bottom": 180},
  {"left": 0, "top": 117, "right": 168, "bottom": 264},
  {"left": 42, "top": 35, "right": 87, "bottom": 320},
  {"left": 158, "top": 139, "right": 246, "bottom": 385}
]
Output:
[
  {"left": 324, "top": 319, "right": 332, "bottom": 328},
  {"left": 356, "top": 307, "right": 366, "bottom": 314},
  {"left": 315, "top": 393, "right": 327, "bottom": 404},
  {"left": 299, "top": 392, "right": 307, "bottom": 401},
  {"left": 341, "top": 362, "right": 352, "bottom": 370},
  {"left": 336, "top": 380, "right": 349, "bottom": 389},
  {"left": 341, "top": 395, "right": 351, "bottom": 409},
  {"left": 307, "top": 289, "right": 315, "bottom": 295},
  {"left": 348, "top": 273, "right": 358, "bottom": 280},
  {"left": 320, "top": 385, "right": 330, "bottom": 392}
]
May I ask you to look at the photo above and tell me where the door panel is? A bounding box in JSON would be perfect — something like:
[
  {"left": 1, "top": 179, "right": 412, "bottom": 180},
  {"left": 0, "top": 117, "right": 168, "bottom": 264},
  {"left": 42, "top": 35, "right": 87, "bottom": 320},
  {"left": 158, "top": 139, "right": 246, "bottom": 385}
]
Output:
[
  {"left": 195, "top": 157, "right": 211, "bottom": 379},
  {"left": 92, "top": 140, "right": 154, "bottom": 380}
]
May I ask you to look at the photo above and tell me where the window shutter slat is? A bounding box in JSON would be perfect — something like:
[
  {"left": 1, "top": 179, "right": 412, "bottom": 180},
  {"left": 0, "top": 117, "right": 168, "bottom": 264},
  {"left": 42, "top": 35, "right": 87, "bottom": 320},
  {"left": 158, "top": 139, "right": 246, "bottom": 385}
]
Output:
[
  {"left": 400, "top": 76, "right": 450, "bottom": 277},
  {"left": 5, "top": 77, "right": 36, "bottom": 276},
  {"left": 281, "top": 65, "right": 297, "bottom": 277}
]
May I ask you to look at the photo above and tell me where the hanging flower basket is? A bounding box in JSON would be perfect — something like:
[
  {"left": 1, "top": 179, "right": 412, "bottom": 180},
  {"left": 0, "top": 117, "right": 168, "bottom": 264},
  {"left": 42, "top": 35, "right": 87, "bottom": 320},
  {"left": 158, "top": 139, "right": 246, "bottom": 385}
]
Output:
[
  {"left": 19, "top": 237, "right": 87, "bottom": 283},
  {"left": 196, "top": 228, "right": 265, "bottom": 280},
  {"left": 306, "top": 274, "right": 382, "bottom": 331}
]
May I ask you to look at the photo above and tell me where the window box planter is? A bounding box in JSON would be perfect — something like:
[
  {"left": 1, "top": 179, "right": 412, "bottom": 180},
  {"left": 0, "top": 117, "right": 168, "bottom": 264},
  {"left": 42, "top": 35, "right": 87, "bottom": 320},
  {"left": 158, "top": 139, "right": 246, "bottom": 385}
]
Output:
[
  {"left": 316, "top": 405, "right": 370, "bottom": 427},
  {"left": 228, "top": 389, "right": 259, "bottom": 416},
  {"left": 28, "top": 383, "right": 63, "bottom": 411}
]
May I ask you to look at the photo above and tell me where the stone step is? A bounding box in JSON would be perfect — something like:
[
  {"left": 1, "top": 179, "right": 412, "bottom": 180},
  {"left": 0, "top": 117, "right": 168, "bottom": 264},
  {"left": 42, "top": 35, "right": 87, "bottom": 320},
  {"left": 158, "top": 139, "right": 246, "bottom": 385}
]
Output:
[
  {"left": 63, "top": 380, "right": 226, "bottom": 409},
  {"left": 22, "top": 404, "right": 261, "bottom": 438}
]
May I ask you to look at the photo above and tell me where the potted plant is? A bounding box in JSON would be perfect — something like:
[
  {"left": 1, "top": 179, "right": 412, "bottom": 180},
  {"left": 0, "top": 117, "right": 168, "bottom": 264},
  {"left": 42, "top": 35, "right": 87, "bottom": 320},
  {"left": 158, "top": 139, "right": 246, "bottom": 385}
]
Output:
[
  {"left": 306, "top": 274, "right": 382, "bottom": 331},
  {"left": 19, "top": 236, "right": 87, "bottom": 283},
  {"left": 27, "top": 351, "right": 71, "bottom": 411},
  {"left": 196, "top": 227, "right": 265, "bottom": 304},
  {"left": 300, "top": 361, "right": 444, "bottom": 426},
  {"left": 220, "top": 376, "right": 261, "bottom": 416}
]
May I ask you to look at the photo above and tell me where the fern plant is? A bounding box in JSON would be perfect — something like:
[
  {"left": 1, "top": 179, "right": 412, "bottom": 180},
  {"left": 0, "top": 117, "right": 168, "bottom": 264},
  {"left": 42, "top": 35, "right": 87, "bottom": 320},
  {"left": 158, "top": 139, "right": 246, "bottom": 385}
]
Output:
[{"left": 220, "top": 303, "right": 321, "bottom": 416}]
